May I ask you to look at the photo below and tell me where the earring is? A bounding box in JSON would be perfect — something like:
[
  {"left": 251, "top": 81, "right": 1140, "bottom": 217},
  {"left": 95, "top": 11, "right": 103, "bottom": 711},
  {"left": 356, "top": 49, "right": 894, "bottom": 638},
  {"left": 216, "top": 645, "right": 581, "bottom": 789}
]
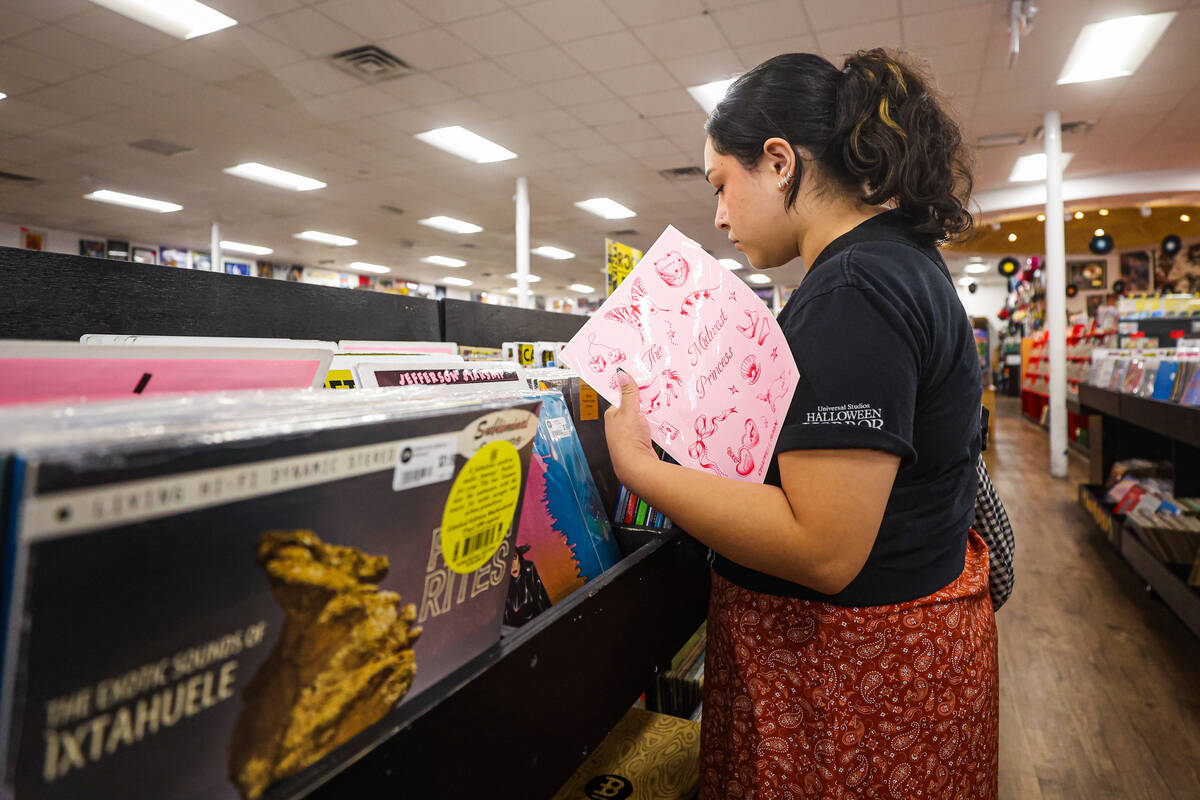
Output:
[{"left": 778, "top": 172, "right": 794, "bottom": 190}]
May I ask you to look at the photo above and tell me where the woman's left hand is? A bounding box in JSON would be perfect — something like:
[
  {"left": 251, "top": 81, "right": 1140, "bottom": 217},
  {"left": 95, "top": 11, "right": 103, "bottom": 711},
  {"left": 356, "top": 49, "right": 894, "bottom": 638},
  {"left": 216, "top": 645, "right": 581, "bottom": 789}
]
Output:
[{"left": 604, "top": 369, "right": 658, "bottom": 489}]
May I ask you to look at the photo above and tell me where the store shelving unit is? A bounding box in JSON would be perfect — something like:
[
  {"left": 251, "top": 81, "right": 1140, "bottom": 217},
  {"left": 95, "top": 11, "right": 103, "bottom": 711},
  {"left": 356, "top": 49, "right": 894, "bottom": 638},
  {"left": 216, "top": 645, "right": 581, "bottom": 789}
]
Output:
[
  {"left": 1077, "top": 384, "right": 1200, "bottom": 639},
  {"left": 0, "top": 246, "right": 711, "bottom": 799},
  {"left": 1020, "top": 325, "right": 1115, "bottom": 452}
]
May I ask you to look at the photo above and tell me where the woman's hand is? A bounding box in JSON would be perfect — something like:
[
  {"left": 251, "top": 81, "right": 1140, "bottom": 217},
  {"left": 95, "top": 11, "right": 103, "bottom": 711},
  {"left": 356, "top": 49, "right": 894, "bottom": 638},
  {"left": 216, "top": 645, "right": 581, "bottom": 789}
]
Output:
[{"left": 604, "top": 369, "right": 658, "bottom": 490}]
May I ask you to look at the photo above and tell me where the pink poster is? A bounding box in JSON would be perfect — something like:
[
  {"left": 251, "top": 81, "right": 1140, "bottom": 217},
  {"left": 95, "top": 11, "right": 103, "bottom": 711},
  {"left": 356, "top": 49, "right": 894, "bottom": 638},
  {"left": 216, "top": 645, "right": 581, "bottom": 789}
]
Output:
[{"left": 560, "top": 226, "right": 797, "bottom": 483}]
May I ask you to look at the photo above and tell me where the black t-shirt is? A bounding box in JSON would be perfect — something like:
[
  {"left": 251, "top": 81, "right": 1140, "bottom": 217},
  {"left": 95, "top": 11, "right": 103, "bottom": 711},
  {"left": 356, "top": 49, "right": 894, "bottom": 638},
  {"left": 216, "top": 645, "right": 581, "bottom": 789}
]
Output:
[{"left": 712, "top": 210, "right": 982, "bottom": 606}]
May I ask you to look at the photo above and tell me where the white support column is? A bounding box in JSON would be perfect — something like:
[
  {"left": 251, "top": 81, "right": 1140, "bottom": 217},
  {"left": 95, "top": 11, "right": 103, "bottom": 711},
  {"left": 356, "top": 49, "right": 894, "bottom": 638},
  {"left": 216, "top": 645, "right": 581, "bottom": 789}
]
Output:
[
  {"left": 1043, "top": 110, "right": 1068, "bottom": 478},
  {"left": 210, "top": 220, "right": 221, "bottom": 273},
  {"left": 515, "top": 177, "right": 531, "bottom": 310}
]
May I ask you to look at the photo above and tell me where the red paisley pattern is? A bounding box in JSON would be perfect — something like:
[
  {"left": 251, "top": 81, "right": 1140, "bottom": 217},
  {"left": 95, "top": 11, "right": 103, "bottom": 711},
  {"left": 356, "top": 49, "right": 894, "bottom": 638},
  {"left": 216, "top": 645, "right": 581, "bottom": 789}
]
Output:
[{"left": 700, "top": 531, "right": 998, "bottom": 800}]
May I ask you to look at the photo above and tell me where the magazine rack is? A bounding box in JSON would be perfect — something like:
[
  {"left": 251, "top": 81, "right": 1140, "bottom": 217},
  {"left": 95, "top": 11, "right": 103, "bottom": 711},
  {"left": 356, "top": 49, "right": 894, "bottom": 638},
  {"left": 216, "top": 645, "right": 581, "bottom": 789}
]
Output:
[
  {"left": 1077, "top": 384, "right": 1200, "bottom": 639},
  {"left": 0, "top": 247, "right": 711, "bottom": 799}
]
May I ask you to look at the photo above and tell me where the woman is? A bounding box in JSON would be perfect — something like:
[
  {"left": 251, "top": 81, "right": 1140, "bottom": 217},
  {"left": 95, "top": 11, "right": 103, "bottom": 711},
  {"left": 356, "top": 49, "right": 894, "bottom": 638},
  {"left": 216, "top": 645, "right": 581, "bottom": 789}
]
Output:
[{"left": 604, "top": 49, "right": 996, "bottom": 799}]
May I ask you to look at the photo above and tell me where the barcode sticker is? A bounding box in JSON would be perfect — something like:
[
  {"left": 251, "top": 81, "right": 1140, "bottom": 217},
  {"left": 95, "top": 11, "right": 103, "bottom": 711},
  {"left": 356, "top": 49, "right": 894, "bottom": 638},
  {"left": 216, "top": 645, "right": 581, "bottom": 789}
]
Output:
[
  {"left": 392, "top": 434, "right": 457, "bottom": 492},
  {"left": 545, "top": 416, "right": 571, "bottom": 440}
]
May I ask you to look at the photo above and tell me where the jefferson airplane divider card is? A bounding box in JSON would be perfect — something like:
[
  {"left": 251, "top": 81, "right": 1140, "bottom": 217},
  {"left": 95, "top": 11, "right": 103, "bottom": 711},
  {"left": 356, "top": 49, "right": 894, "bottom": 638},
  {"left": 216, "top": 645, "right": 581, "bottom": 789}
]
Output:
[{"left": 560, "top": 226, "right": 797, "bottom": 483}]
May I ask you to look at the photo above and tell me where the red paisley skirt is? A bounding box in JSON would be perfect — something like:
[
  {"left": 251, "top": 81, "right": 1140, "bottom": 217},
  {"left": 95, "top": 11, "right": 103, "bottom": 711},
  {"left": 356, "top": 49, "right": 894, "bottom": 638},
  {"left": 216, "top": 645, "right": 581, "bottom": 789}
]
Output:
[{"left": 700, "top": 531, "right": 999, "bottom": 800}]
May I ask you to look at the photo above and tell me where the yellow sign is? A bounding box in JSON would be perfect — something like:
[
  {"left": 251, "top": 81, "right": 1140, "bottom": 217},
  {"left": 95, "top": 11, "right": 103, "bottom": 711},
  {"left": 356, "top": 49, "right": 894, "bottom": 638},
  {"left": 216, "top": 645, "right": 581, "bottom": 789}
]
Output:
[
  {"left": 440, "top": 441, "right": 522, "bottom": 574},
  {"left": 324, "top": 369, "right": 356, "bottom": 389},
  {"left": 606, "top": 238, "right": 643, "bottom": 296},
  {"left": 517, "top": 343, "right": 536, "bottom": 366}
]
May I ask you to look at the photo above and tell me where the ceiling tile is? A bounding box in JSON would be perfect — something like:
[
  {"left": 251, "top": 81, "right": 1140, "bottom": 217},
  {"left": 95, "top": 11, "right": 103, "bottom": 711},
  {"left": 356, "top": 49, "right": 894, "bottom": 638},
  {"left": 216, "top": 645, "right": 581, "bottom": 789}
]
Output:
[
  {"left": 579, "top": 143, "right": 627, "bottom": 165},
  {"left": 272, "top": 59, "right": 365, "bottom": 95},
  {"left": 650, "top": 110, "right": 708, "bottom": 139},
  {"left": 900, "top": 0, "right": 987, "bottom": 13},
  {"left": 312, "top": 0, "right": 433, "bottom": 40},
  {"left": 635, "top": 14, "right": 729, "bottom": 60},
  {"left": 569, "top": 98, "right": 639, "bottom": 126},
  {"left": 448, "top": 10, "right": 549, "bottom": 57},
  {"left": 913, "top": 39, "right": 987, "bottom": 77},
  {"left": 58, "top": 7, "right": 178, "bottom": 56},
  {"left": 494, "top": 45, "right": 584, "bottom": 83},
  {"left": 379, "top": 73, "right": 464, "bottom": 105},
  {"left": 219, "top": 71, "right": 317, "bottom": 107},
  {"left": 10, "top": 26, "right": 131, "bottom": 71},
  {"left": 0, "top": 7, "right": 46, "bottom": 41},
  {"left": 375, "top": 107, "right": 440, "bottom": 133},
  {"left": 503, "top": 108, "right": 583, "bottom": 134},
  {"left": 197, "top": 26, "right": 308, "bottom": 71},
  {"left": 713, "top": 1, "right": 811, "bottom": 48},
  {"left": 0, "top": 45, "right": 88, "bottom": 83},
  {"left": 252, "top": 8, "right": 364, "bottom": 59},
  {"left": 592, "top": 119, "right": 660, "bottom": 144},
  {"left": 605, "top": 0, "right": 706, "bottom": 26},
  {"left": 626, "top": 88, "right": 698, "bottom": 117},
  {"left": 16, "top": 85, "right": 114, "bottom": 118},
  {"left": 11, "top": 0, "right": 92, "bottom": 23},
  {"left": 0, "top": 72, "right": 48, "bottom": 97},
  {"left": 517, "top": 0, "right": 624, "bottom": 42},
  {"left": 434, "top": 61, "right": 522, "bottom": 95},
  {"left": 205, "top": 0, "right": 305, "bottom": 24},
  {"left": 537, "top": 75, "right": 614, "bottom": 106},
  {"left": 902, "top": 2, "right": 996, "bottom": 49},
  {"left": 103, "top": 59, "right": 203, "bottom": 98},
  {"left": 815, "top": 18, "right": 903, "bottom": 59},
  {"left": 562, "top": 31, "right": 654, "bottom": 72},
  {"left": 620, "top": 137, "right": 681, "bottom": 159},
  {"left": 379, "top": 28, "right": 481, "bottom": 70},
  {"left": 404, "top": 0, "right": 504, "bottom": 24},
  {"left": 147, "top": 46, "right": 255, "bottom": 84},
  {"left": 330, "top": 85, "right": 413, "bottom": 115},
  {"left": 802, "top": 0, "right": 898, "bottom": 32},
  {"left": 596, "top": 62, "right": 681, "bottom": 96},
  {"left": 663, "top": 50, "right": 743, "bottom": 86},
  {"left": 735, "top": 34, "right": 819, "bottom": 68},
  {"left": 420, "top": 97, "right": 504, "bottom": 128},
  {"left": 478, "top": 87, "right": 557, "bottom": 114}
]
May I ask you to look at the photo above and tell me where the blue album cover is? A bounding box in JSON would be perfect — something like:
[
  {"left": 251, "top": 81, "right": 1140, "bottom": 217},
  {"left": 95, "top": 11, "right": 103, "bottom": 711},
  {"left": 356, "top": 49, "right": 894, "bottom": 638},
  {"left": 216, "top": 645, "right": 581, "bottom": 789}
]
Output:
[{"left": 1151, "top": 360, "right": 1179, "bottom": 401}]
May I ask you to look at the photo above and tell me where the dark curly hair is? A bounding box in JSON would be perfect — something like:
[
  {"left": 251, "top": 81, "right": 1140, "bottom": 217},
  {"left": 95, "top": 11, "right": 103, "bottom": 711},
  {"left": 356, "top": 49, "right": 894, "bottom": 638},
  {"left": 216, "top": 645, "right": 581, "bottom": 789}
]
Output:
[{"left": 705, "top": 49, "right": 974, "bottom": 244}]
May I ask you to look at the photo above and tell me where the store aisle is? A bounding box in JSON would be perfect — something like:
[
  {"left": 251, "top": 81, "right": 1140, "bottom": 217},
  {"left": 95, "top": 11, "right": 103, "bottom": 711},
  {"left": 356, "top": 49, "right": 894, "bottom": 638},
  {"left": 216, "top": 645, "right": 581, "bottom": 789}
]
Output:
[{"left": 989, "top": 398, "right": 1200, "bottom": 799}]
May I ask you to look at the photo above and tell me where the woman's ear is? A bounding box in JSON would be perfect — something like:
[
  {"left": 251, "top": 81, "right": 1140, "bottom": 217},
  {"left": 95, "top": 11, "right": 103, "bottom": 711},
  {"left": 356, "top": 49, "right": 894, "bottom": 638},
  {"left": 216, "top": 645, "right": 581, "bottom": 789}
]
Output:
[{"left": 762, "top": 137, "right": 798, "bottom": 178}]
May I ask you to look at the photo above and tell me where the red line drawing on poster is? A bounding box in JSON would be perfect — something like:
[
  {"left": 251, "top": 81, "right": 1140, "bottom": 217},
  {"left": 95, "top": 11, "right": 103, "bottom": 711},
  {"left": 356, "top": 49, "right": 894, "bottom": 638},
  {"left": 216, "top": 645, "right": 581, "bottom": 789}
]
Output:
[
  {"left": 756, "top": 372, "right": 790, "bottom": 413},
  {"left": 689, "top": 408, "right": 736, "bottom": 476},
  {"left": 663, "top": 320, "right": 678, "bottom": 345},
  {"left": 740, "top": 354, "right": 761, "bottom": 385},
  {"left": 603, "top": 305, "right": 645, "bottom": 342},
  {"left": 680, "top": 282, "right": 722, "bottom": 316},
  {"left": 645, "top": 369, "right": 683, "bottom": 414},
  {"left": 630, "top": 277, "right": 671, "bottom": 314},
  {"left": 586, "top": 333, "right": 626, "bottom": 373},
  {"left": 653, "top": 250, "right": 690, "bottom": 287},
  {"left": 737, "top": 308, "right": 771, "bottom": 346},
  {"left": 727, "top": 418, "right": 761, "bottom": 477},
  {"left": 658, "top": 421, "right": 680, "bottom": 441}
]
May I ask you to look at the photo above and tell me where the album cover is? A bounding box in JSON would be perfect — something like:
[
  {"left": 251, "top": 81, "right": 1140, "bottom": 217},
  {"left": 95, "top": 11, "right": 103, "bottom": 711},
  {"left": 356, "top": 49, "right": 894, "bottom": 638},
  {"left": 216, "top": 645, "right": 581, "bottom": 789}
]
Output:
[
  {"left": 1151, "top": 360, "right": 1179, "bottom": 401},
  {"left": 0, "top": 395, "right": 542, "bottom": 800},
  {"left": 79, "top": 240, "right": 105, "bottom": 259},
  {"left": 160, "top": 247, "right": 190, "bottom": 269},
  {"left": 131, "top": 246, "right": 157, "bottom": 265}
]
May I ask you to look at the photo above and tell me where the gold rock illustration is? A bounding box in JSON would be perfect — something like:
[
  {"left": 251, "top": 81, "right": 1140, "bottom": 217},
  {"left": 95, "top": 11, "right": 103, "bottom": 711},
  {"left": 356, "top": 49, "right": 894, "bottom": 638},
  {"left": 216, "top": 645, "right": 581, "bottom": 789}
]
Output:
[{"left": 230, "top": 530, "right": 421, "bottom": 799}]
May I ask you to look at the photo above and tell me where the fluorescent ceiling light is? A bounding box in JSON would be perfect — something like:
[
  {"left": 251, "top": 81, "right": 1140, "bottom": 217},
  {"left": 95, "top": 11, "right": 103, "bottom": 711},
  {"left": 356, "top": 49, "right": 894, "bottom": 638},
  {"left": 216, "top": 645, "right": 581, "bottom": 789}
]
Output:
[
  {"left": 687, "top": 78, "right": 736, "bottom": 114},
  {"left": 294, "top": 230, "right": 357, "bottom": 246},
  {"left": 220, "top": 240, "right": 272, "bottom": 256},
  {"left": 747, "top": 274, "right": 770, "bottom": 284},
  {"left": 419, "top": 215, "right": 483, "bottom": 234},
  {"left": 84, "top": 189, "right": 181, "bottom": 213},
  {"left": 87, "top": 0, "right": 237, "bottom": 40},
  {"left": 223, "top": 162, "right": 325, "bottom": 192},
  {"left": 507, "top": 287, "right": 534, "bottom": 295},
  {"left": 0, "top": 93, "right": 7, "bottom": 102},
  {"left": 349, "top": 262, "right": 391, "bottom": 274},
  {"left": 718, "top": 258, "right": 743, "bottom": 271},
  {"left": 1057, "top": 12, "right": 1176, "bottom": 85},
  {"left": 532, "top": 245, "right": 574, "bottom": 260},
  {"left": 574, "top": 197, "right": 636, "bottom": 220},
  {"left": 414, "top": 126, "right": 516, "bottom": 163},
  {"left": 1009, "top": 152, "right": 1074, "bottom": 182},
  {"left": 965, "top": 262, "right": 989, "bottom": 274},
  {"left": 423, "top": 255, "right": 466, "bottom": 267},
  {"left": 506, "top": 273, "right": 541, "bottom": 282},
  {"left": 442, "top": 276, "right": 473, "bottom": 287},
  {"left": 569, "top": 283, "right": 595, "bottom": 293},
  {"left": 957, "top": 276, "right": 976, "bottom": 287}
]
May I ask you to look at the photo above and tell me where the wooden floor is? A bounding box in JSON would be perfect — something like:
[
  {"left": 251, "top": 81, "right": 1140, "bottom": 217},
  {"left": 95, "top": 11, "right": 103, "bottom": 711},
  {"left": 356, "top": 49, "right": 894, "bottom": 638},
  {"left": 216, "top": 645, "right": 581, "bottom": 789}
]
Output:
[{"left": 990, "top": 397, "right": 1200, "bottom": 799}]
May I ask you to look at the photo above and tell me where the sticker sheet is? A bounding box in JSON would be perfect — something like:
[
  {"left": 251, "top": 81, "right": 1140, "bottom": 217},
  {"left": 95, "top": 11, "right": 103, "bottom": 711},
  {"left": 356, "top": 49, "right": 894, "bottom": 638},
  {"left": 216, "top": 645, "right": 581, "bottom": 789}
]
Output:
[{"left": 560, "top": 226, "right": 798, "bottom": 482}]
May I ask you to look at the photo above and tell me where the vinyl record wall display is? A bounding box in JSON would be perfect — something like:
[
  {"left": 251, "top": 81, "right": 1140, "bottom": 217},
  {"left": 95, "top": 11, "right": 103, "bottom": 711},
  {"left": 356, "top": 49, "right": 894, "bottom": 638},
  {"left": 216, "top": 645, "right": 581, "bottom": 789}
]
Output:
[
  {"left": 1162, "top": 234, "right": 1182, "bottom": 255},
  {"left": 998, "top": 257, "right": 1019, "bottom": 277},
  {"left": 1089, "top": 233, "right": 1114, "bottom": 254},
  {"left": 1066, "top": 283, "right": 1078, "bottom": 298}
]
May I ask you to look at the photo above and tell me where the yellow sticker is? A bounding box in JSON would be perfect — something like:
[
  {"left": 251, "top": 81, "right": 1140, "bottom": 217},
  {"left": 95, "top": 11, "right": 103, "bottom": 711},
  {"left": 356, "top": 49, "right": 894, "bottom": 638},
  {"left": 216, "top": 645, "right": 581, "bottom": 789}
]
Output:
[
  {"left": 517, "top": 343, "right": 535, "bottom": 366},
  {"left": 440, "top": 440, "right": 522, "bottom": 574},
  {"left": 579, "top": 382, "right": 599, "bottom": 421},
  {"left": 324, "top": 369, "right": 357, "bottom": 389}
]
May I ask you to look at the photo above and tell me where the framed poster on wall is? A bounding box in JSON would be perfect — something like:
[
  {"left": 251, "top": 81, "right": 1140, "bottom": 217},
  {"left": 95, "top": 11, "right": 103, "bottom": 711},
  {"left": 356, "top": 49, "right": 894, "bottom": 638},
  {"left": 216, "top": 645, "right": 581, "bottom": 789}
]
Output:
[
  {"left": 1118, "top": 250, "right": 1153, "bottom": 292},
  {"left": 1067, "top": 259, "right": 1106, "bottom": 289}
]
